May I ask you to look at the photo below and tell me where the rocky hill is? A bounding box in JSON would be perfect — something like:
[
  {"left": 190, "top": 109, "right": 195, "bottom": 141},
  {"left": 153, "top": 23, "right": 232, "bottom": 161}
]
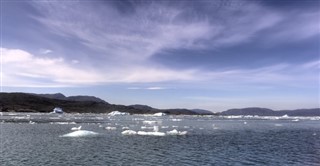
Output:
[
  {"left": 129, "top": 104, "right": 215, "bottom": 115},
  {"left": 219, "top": 107, "right": 320, "bottom": 116},
  {"left": 0, "top": 92, "right": 213, "bottom": 115}
]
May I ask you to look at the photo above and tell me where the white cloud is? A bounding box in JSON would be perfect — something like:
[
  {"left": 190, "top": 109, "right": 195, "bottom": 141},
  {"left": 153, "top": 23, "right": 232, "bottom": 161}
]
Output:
[
  {"left": 1, "top": 47, "right": 318, "bottom": 90},
  {"left": 1, "top": 48, "right": 104, "bottom": 87},
  {"left": 40, "top": 49, "right": 52, "bottom": 54},
  {"left": 1, "top": 48, "right": 197, "bottom": 87},
  {"left": 71, "top": 59, "right": 79, "bottom": 64},
  {"left": 127, "top": 87, "right": 168, "bottom": 90},
  {"left": 3, "top": 1, "right": 319, "bottom": 88},
  {"left": 146, "top": 87, "right": 167, "bottom": 90}
]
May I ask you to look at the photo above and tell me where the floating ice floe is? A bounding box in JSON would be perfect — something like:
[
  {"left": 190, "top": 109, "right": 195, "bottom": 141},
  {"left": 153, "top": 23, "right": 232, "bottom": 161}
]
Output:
[
  {"left": 153, "top": 112, "right": 167, "bottom": 116},
  {"left": 71, "top": 126, "right": 82, "bottom": 131},
  {"left": 121, "top": 130, "right": 137, "bottom": 135},
  {"left": 122, "top": 127, "right": 129, "bottom": 130},
  {"left": 137, "top": 131, "right": 166, "bottom": 136},
  {"left": 143, "top": 121, "right": 157, "bottom": 125},
  {"left": 108, "top": 111, "right": 130, "bottom": 116},
  {"left": 105, "top": 126, "right": 117, "bottom": 130},
  {"left": 52, "top": 107, "right": 64, "bottom": 114},
  {"left": 141, "top": 126, "right": 154, "bottom": 130},
  {"left": 29, "top": 121, "right": 36, "bottom": 124},
  {"left": 122, "top": 129, "right": 166, "bottom": 136},
  {"left": 61, "top": 130, "right": 99, "bottom": 137},
  {"left": 122, "top": 126, "right": 188, "bottom": 136},
  {"left": 153, "top": 126, "right": 159, "bottom": 132},
  {"left": 51, "top": 122, "right": 76, "bottom": 125},
  {"left": 166, "top": 129, "right": 188, "bottom": 136},
  {"left": 171, "top": 119, "right": 182, "bottom": 122}
]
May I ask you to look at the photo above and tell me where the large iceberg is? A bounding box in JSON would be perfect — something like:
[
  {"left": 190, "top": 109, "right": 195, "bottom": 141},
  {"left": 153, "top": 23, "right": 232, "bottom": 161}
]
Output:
[
  {"left": 153, "top": 112, "right": 167, "bottom": 116},
  {"left": 108, "top": 111, "right": 130, "bottom": 116}
]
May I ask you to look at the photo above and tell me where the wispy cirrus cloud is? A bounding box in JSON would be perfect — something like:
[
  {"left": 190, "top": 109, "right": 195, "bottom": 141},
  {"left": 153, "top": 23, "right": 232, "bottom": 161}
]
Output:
[
  {"left": 1, "top": 47, "right": 197, "bottom": 87},
  {"left": 2, "top": 47, "right": 318, "bottom": 88},
  {"left": 127, "top": 87, "right": 169, "bottom": 90},
  {"left": 29, "top": 0, "right": 319, "bottom": 65},
  {"left": 3, "top": 0, "right": 319, "bottom": 89}
]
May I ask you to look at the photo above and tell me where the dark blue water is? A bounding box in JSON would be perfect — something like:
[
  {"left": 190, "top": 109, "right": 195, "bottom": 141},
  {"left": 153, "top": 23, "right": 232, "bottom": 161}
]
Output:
[{"left": 1, "top": 113, "right": 319, "bottom": 165}]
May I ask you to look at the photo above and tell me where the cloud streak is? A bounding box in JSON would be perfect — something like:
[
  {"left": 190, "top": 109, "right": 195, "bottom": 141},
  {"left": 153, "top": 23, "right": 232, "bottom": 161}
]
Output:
[
  {"left": 3, "top": 1, "right": 319, "bottom": 90},
  {"left": 2, "top": 46, "right": 318, "bottom": 89},
  {"left": 1, "top": 47, "right": 197, "bottom": 87}
]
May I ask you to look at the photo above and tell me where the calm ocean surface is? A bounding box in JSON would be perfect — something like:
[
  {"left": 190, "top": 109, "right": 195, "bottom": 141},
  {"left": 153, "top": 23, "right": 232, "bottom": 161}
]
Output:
[{"left": 1, "top": 113, "right": 319, "bottom": 166}]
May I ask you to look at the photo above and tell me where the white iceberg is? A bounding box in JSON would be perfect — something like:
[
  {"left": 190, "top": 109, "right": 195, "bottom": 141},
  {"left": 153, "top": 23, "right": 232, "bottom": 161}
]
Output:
[
  {"left": 61, "top": 130, "right": 99, "bottom": 137},
  {"left": 108, "top": 111, "right": 129, "bottom": 116},
  {"left": 153, "top": 112, "right": 167, "bottom": 116},
  {"left": 105, "top": 126, "right": 117, "bottom": 130},
  {"left": 141, "top": 126, "right": 154, "bottom": 130},
  {"left": 52, "top": 107, "right": 64, "bottom": 114},
  {"left": 137, "top": 131, "right": 166, "bottom": 136},
  {"left": 121, "top": 130, "right": 137, "bottom": 135},
  {"left": 71, "top": 126, "right": 82, "bottom": 131},
  {"left": 142, "top": 121, "right": 157, "bottom": 125},
  {"left": 166, "top": 129, "right": 188, "bottom": 136}
]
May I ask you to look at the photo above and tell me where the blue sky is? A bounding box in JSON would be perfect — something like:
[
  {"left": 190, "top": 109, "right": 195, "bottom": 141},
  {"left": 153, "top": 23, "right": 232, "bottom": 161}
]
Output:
[{"left": 1, "top": 0, "right": 319, "bottom": 112}]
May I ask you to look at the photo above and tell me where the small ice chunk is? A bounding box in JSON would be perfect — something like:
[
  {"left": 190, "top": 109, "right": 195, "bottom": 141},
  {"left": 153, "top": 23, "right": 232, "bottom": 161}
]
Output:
[
  {"left": 122, "top": 130, "right": 137, "bottom": 135},
  {"left": 122, "top": 127, "right": 130, "bottom": 130},
  {"left": 61, "top": 130, "right": 99, "bottom": 137},
  {"left": 166, "top": 129, "right": 188, "bottom": 136},
  {"left": 105, "top": 126, "right": 117, "bottom": 130},
  {"left": 137, "top": 131, "right": 166, "bottom": 136},
  {"left": 143, "top": 121, "right": 157, "bottom": 125},
  {"left": 171, "top": 119, "right": 182, "bottom": 122},
  {"left": 153, "top": 126, "right": 159, "bottom": 132},
  {"left": 71, "top": 126, "right": 82, "bottom": 131},
  {"left": 141, "top": 126, "right": 154, "bottom": 129}
]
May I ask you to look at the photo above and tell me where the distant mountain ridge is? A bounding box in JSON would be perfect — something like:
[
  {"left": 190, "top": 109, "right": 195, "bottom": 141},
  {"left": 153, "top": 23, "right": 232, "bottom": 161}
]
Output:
[
  {"left": 0, "top": 92, "right": 212, "bottom": 115},
  {"left": 0, "top": 93, "right": 318, "bottom": 116},
  {"left": 129, "top": 104, "right": 215, "bottom": 115},
  {"left": 35, "top": 93, "right": 108, "bottom": 104},
  {"left": 219, "top": 107, "right": 320, "bottom": 116}
]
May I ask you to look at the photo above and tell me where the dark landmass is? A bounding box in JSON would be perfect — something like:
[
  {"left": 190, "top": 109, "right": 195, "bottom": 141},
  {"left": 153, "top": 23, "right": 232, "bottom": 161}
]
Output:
[
  {"left": 0, "top": 93, "right": 213, "bottom": 115},
  {"left": 129, "top": 104, "right": 211, "bottom": 115},
  {"left": 0, "top": 93, "right": 318, "bottom": 116},
  {"left": 219, "top": 107, "right": 320, "bottom": 116},
  {"left": 35, "top": 93, "right": 108, "bottom": 104},
  {"left": 192, "top": 109, "right": 215, "bottom": 115}
]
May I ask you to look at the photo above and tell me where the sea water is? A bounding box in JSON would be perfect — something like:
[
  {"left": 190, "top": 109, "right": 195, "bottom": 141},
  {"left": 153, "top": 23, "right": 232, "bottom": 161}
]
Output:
[{"left": 0, "top": 113, "right": 319, "bottom": 165}]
